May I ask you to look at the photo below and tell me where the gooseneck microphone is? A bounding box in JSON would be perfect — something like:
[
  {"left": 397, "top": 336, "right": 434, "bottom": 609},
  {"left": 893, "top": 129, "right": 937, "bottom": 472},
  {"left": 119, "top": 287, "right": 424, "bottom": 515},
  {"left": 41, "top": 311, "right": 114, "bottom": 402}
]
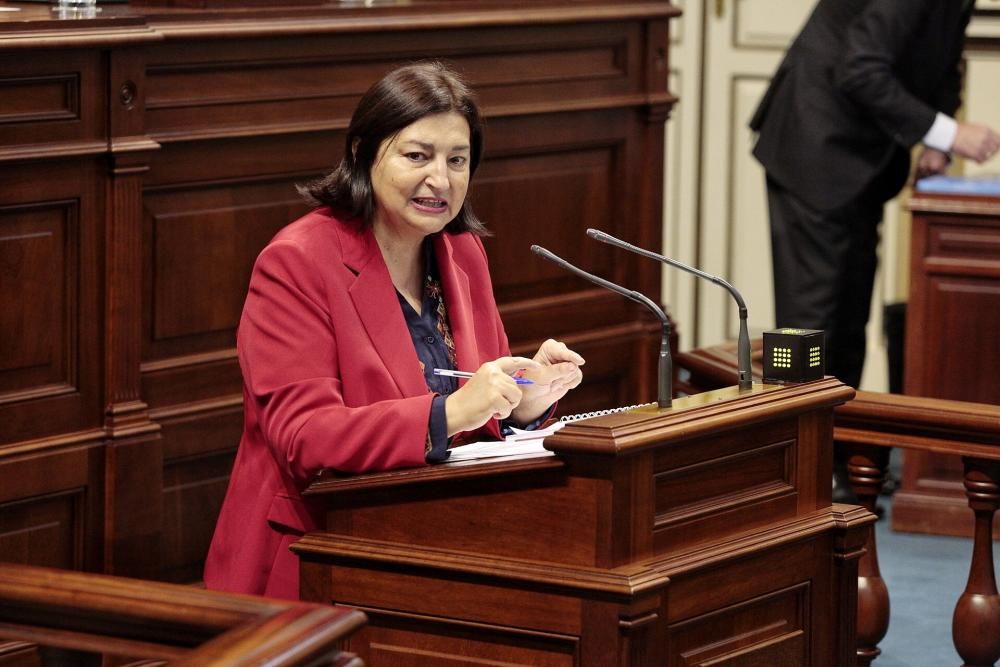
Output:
[
  {"left": 586, "top": 228, "right": 753, "bottom": 392},
  {"left": 531, "top": 244, "right": 672, "bottom": 409}
]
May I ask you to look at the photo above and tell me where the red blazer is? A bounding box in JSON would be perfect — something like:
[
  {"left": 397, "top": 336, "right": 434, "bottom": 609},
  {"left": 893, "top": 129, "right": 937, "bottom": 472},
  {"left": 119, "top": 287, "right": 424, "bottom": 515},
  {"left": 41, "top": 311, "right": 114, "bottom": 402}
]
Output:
[{"left": 204, "top": 208, "right": 508, "bottom": 599}]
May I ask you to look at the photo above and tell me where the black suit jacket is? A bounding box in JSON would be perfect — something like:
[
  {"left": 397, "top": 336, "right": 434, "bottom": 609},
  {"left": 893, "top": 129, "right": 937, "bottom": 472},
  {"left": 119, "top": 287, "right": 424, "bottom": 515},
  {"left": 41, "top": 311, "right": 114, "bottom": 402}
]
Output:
[{"left": 750, "top": 0, "right": 971, "bottom": 212}]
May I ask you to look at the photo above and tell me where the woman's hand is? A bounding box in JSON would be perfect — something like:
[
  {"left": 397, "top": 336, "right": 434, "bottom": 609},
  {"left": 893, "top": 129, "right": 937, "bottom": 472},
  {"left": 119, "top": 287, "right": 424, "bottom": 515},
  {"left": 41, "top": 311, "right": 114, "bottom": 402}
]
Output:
[
  {"left": 444, "top": 357, "right": 539, "bottom": 435},
  {"left": 510, "top": 339, "right": 585, "bottom": 426}
]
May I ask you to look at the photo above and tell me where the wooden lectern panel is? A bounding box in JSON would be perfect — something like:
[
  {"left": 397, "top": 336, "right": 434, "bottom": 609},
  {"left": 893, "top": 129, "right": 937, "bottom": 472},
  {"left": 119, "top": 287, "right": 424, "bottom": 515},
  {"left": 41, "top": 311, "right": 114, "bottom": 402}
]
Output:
[{"left": 296, "top": 380, "right": 872, "bottom": 666}]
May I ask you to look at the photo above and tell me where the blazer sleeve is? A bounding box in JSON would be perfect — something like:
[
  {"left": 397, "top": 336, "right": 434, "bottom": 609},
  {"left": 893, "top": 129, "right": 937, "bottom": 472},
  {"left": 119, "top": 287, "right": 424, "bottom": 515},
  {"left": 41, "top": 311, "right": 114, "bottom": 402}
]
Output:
[
  {"left": 834, "top": 0, "right": 938, "bottom": 147},
  {"left": 931, "top": 12, "right": 971, "bottom": 117},
  {"left": 238, "top": 238, "right": 429, "bottom": 486}
]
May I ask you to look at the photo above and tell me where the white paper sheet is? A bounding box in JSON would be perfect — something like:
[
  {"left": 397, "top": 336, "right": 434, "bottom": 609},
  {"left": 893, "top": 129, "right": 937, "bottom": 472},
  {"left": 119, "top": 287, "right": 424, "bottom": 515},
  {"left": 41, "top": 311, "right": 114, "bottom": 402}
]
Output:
[{"left": 446, "top": 439, "right": 549, "bottom": 461}]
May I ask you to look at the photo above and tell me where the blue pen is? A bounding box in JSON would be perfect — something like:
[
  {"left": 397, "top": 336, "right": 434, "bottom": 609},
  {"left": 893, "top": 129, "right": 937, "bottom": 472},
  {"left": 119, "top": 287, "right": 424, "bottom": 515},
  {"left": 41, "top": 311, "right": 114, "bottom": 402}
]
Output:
[{"left": 433, "top": 368, "right": 534, "bottom": 385}]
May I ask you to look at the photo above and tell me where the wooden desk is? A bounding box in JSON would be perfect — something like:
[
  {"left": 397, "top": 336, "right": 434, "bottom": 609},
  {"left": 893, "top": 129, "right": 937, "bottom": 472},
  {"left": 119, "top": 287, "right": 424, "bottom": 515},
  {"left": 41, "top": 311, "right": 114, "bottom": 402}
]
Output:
[
  {"left": 894, "top": 192, "right": 1000, "bottom": 538},
  {"left": 294, "top": 381, "right": 872, "bottom": 665}
]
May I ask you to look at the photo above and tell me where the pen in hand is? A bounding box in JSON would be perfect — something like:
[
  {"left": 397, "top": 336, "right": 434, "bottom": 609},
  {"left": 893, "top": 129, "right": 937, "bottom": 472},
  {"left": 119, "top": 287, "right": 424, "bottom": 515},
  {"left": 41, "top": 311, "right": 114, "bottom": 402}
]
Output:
[{"left": 433, "top": 368, "right": 534, "bottom": 385}]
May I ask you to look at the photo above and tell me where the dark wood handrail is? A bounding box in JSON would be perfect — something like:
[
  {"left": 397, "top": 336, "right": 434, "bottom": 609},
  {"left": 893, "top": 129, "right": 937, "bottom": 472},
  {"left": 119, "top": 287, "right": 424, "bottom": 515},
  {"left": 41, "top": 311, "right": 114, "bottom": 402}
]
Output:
[
  {"left": 0, "top": 563, "right": 366, "bottom": 666},
  {"left": 677, "top": 340, "right": 1000, "bottom": 449}
]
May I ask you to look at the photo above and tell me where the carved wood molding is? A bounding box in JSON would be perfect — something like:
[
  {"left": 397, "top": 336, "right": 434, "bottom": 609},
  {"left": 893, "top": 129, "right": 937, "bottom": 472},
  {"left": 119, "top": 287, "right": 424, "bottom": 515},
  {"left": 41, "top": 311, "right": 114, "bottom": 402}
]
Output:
[
  {"left": 143, "top": 3, "right": 681, "bottom": 39},
  {"left": 549, "top": 378, "right": 855, "bottom": 456},
  {"left": 294, "top": 532, "right": 671, "bottom": 602}
]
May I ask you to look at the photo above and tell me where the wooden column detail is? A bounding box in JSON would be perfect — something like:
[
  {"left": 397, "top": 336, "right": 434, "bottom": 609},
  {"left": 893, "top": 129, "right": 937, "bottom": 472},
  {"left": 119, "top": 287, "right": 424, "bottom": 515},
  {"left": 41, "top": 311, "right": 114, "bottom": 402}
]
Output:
[
  {"left": 832, "top": 505, "right": 872, "bottom": 667},
  {"left": 847, "top": 445, "right": 891, "bottom": 667},
  {"left": 953, "top": 457, "right": 1000, "bottom": 667},
  {"left": 104, "top": 46, "right": 162, "bottom": 578}
]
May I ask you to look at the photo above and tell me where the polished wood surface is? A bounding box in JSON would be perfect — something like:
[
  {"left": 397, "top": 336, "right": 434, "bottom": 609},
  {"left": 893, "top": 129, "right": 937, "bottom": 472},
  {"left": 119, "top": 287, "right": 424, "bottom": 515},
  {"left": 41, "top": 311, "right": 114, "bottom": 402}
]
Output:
[
  {"left": 677, "top": 340, "right": 1000, "bottom": 667},
  {"left": 0, "top": 0, "right": 676, "bottom": 583},
  {"left": 0, "top": 562, "right": 365, "bottom": 666},
  {"left": 895, "top": 192, "right": 1000, "bottom": 538},
  {"left": 296, "top": 380, "right": 872, "bottom": 665}
]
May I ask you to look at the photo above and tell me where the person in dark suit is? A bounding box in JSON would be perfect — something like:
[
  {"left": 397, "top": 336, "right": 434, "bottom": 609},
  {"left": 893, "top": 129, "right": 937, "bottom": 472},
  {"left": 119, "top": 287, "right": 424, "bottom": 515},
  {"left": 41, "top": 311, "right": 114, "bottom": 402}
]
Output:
[
  {"left": 750, "top": 0, "right": 999, "bottom": 501},
  {"left": 204, "top": 62, "right": 585, "bottom": 599},
  {"left": 752, "top": 0, "right": 999, "bottom": 392}
]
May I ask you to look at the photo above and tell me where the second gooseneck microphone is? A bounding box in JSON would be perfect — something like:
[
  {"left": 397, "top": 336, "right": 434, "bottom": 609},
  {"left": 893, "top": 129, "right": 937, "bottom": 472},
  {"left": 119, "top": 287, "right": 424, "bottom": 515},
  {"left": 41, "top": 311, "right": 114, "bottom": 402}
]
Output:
[
  {"left": 530, "top": 245, "right": 672, "bottom": 409},
  {"left": 587, "top": 228, "right": 753, "bottom": 391}
]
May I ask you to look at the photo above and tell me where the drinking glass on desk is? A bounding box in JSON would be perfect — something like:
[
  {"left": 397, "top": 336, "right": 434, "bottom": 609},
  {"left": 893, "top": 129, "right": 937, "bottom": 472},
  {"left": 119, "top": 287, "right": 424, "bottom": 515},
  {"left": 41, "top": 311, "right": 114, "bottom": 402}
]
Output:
[{"left": 53, "top": 0, "right": 98, "bottom": 19}]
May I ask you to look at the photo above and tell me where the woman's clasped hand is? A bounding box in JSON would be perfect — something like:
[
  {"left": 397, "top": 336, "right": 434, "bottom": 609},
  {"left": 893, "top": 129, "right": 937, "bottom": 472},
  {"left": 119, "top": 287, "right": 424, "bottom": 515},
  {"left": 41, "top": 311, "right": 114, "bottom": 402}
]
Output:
[{"left": 445, "top": 339, "right": 585, "bottom": 434}]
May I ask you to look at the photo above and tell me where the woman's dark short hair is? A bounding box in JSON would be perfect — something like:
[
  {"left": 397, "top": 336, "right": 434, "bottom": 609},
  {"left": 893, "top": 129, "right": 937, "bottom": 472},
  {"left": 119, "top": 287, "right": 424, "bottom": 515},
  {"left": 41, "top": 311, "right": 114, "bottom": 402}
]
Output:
[{"left": 300, "top": 61, "right": 487, "bottom": 236}]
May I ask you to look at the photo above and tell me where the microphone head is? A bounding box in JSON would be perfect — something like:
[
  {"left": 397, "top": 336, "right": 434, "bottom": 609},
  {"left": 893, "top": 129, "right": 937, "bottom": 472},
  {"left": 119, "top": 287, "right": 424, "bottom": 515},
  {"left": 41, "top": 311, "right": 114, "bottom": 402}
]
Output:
[{"left": 530, "top": 244, "right": 553, "bottom": 260}]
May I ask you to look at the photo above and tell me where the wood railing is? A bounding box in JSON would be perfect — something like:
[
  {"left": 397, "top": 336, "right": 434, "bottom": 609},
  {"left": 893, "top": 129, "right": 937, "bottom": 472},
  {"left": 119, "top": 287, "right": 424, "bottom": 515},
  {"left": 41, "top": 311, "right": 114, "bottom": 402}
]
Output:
[
  {"left": 0, "top": 563, "right": 366, "bottom": 666},
  {"left": 677, "top": 341, "right": 1000, "bottom": 667}
]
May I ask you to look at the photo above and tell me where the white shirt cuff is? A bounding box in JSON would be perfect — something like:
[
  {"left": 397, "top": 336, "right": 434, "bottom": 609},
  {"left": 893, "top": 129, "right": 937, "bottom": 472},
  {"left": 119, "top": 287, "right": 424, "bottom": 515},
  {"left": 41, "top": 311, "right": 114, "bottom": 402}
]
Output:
[{"left": 922, "top": 113, "right": 958, "bottom": 153}]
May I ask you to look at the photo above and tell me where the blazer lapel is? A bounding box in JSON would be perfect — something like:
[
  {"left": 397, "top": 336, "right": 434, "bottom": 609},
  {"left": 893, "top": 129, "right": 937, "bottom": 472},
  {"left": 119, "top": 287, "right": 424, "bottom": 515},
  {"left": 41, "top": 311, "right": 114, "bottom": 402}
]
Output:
[
  {"left": 435, "top": 233, "right": 504, "bottom": 441},
  {"left": 434, "top": 233, "right": 479, "bottom": 374},
  {"left": 338, "top": 222, "right": 427, "bottom": 398}
]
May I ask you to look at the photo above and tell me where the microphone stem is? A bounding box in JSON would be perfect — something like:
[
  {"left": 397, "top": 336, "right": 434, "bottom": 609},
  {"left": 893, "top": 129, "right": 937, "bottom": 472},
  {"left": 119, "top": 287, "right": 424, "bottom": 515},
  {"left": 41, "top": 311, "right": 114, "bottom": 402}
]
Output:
[
  {"left": 588, "top": 228, "right": 753, "bottom": 392},
  {"left": 658, "top": 321, "right": 672, "bottom": 408},
  {"left": 737, "top": 308, "right": 752, "bottom": 391},
  {"left": 531, "top": 245, "right": 672, "bottom": 409}
]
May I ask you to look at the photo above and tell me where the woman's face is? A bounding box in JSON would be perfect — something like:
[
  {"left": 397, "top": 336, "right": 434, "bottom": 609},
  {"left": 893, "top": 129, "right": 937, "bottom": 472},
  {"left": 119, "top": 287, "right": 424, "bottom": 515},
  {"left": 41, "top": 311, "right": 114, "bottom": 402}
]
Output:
[{"left": 370, "top": 112, "right": 472, "bottom": 245}]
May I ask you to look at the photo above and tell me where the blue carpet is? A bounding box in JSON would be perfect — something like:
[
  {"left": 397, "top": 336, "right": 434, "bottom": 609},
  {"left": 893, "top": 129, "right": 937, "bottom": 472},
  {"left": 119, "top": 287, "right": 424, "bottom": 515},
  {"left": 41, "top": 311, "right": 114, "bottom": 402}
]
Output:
[{"left": 871, "top": 495, "right": 999, "bottom": 667}]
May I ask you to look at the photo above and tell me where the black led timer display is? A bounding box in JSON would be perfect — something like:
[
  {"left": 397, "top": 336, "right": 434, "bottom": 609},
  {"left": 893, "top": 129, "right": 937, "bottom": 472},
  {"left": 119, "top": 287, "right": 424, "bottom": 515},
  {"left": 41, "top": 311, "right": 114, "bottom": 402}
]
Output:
[{"left": 763, "top": 328, "right": 825, "bottom": 384}]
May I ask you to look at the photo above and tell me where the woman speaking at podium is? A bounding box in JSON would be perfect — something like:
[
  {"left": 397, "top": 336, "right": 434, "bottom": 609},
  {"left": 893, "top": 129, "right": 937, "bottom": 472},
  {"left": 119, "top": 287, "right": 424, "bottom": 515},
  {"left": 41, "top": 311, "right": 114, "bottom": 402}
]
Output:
[{"left": 204, "top": 62, "right": 585, "bottom": 599}]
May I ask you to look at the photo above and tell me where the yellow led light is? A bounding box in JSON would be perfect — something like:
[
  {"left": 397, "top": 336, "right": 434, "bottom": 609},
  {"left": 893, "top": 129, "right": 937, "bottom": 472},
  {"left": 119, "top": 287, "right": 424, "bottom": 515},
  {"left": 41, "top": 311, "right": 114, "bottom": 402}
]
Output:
[{"left": 771, "top": 346, "right": 793, "bottom": 368}]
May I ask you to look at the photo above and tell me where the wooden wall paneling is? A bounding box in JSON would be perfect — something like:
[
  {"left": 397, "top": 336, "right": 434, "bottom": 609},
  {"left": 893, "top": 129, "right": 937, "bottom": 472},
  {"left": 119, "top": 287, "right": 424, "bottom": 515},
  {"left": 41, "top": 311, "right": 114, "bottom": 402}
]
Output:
[
  {"left": 635, "top": 16, "right": 674, "bottom": 300},
  {"left": 0, "top": 35, "right": 115, "bottom": 600},
  {"left": 142, "top": 162, "right": 315, "bottom": 363},
  {"left": 0, "top": 49, "right": 105, "bottom": 152},
  {"left": 475, "top": 110, "right": 632, "bottom": 300},
  {"left": 141, "top": 132, "right": 326, "bottom": 579},
  {"left": 0, "top": 443, "right": 104, "bottom": 571},
  {"left": 0, "top": 160, "right": 104, "bottom": 444},
  {"left": 475, "top": 108, "right": 665, "bottom": 412},
  {"left": 104, "top": 46, "right": 164, "bottom": 579},
  {"left": 156, "top": 398, "right": 241, "bottom": 583},
  {"left": 140, "top": 19, "right": 654, "bottom": 140}
]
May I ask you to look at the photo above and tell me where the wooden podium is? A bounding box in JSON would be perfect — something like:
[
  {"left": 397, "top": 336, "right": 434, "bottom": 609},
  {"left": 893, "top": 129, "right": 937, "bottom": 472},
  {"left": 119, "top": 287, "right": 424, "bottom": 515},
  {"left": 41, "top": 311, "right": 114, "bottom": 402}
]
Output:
[
  {"left": 895, "top": 191, "right": 1000, "bottom": 538},
  {"left": 293, "top": 379, "right": 873, "bottom": 666}
]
